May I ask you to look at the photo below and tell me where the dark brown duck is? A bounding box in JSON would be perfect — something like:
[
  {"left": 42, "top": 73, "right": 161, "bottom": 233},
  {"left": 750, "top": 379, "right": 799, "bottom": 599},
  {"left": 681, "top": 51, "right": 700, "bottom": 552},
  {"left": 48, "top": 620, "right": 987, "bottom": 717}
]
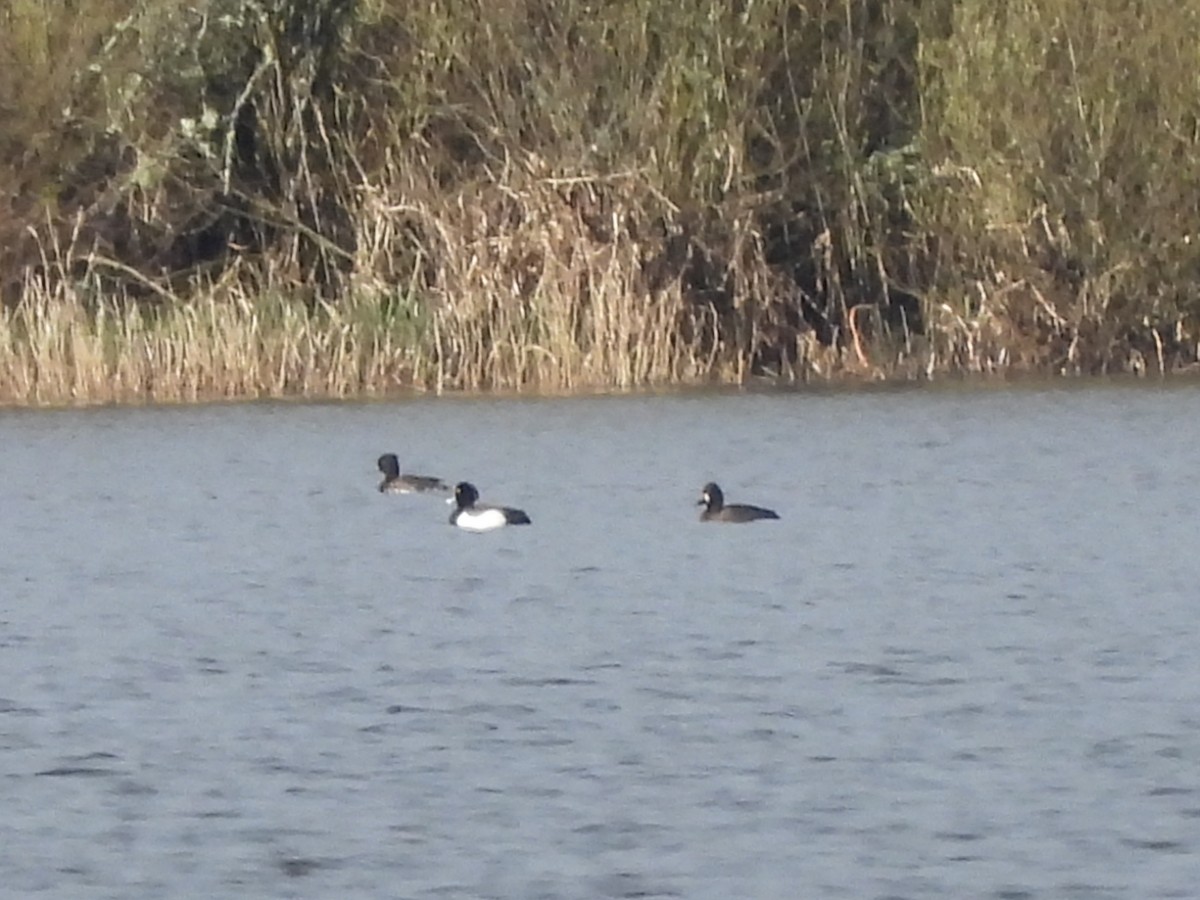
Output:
[
  {"left": 377, "top": 453, "right": 450, "bottom": 494},
  {"left": 697, "top": 482, "right": 779, "bottom": 523}
]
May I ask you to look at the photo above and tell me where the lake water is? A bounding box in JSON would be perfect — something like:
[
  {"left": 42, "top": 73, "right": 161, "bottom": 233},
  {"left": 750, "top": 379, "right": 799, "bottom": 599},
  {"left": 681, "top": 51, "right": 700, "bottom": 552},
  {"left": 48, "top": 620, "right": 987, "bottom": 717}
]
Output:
[{"left": 1, "top": 383, "right": 1199, "bottom": 899}]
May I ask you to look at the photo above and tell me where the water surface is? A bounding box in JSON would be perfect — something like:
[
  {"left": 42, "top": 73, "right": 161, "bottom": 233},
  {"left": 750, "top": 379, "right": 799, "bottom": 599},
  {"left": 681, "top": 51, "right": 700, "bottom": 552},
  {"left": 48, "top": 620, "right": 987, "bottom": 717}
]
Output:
[{"left": 2, "top": 384, "right": 1198, "bottom": 898}]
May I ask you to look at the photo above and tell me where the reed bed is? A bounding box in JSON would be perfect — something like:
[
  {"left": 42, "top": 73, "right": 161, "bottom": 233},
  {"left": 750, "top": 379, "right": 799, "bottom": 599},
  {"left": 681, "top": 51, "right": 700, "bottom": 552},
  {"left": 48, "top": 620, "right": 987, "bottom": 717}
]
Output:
[
  {"left": 3, "top": 0, "right": 1200, "bottom": 406},
  {"left": 0, "top": 268, "right": 429, "bottom": 405}
]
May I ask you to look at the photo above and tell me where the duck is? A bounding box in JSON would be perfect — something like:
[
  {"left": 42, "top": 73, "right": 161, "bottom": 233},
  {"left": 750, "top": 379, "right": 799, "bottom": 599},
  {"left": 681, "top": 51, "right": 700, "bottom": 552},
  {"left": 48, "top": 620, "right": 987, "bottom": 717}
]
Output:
[
  {"left": 377, "top": 453, "right": 450, "bottom": 494},
  {"left": 448, "top": 481, "right": 532, "bottom": 531},
  {"left": 697, "top": 482, "right": 779, "bottom": 523}
]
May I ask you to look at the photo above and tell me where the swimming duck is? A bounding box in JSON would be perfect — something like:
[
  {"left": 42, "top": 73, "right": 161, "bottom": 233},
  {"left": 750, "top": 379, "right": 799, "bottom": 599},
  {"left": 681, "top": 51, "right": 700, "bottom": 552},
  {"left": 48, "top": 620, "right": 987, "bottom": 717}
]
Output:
[
  {"left": 377, "top": 453, "right": 450, "bottom": 494},
  {"left": 697, "top": 482, "right": 779, "bottom": 523},
  {"left": 449, "top": 481, "right": 531, "bottom": 531}
]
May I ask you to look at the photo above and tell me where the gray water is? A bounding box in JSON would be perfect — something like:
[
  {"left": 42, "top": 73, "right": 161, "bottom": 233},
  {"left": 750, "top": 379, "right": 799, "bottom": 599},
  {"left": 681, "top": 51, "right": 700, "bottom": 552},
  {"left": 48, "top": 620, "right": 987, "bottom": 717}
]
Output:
[{"left": 2, "top": 384, "right": 1199, "bottom": 899}]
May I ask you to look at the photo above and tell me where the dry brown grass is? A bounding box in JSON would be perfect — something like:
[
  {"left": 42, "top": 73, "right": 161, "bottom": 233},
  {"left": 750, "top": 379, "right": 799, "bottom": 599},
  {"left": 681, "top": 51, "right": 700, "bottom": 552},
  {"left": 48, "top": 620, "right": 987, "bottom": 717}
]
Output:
[
  {"left": 0, "top": 271, "right": 419, "bottom": 406},
  {"left": 353, "top": 155, "right": 729, "bottom": 394},
  {"left": 0, "top": 180, "right": 732, "bottom": 406}
]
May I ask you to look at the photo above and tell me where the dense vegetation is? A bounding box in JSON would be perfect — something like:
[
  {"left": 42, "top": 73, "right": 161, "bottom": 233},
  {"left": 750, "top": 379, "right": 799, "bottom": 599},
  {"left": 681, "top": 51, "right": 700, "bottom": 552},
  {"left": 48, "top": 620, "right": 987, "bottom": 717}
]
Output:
[{"left": 2, "top": 0, "right": 1199, "bottom": 404}]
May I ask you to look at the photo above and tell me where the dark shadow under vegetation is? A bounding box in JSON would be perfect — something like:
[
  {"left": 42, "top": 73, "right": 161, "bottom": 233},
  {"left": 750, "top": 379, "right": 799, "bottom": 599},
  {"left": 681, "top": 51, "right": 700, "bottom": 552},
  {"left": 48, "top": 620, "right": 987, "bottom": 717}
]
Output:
[{"left": 2, "top": 0, "right": 1199, "bottom": 404}]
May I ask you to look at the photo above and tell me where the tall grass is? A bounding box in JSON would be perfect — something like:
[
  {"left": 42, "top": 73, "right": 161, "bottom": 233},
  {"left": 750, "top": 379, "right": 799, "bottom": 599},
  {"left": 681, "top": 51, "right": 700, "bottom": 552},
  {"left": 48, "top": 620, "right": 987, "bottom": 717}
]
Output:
[
  {"left": 2, "top": 0, "right": 1200, "bottom": 405},
  {"left": 916, "top": 0, "right": 1200, "bottom": 375},
  {"left": 0, "top": 274, "right": 420, "bottom": 405}
]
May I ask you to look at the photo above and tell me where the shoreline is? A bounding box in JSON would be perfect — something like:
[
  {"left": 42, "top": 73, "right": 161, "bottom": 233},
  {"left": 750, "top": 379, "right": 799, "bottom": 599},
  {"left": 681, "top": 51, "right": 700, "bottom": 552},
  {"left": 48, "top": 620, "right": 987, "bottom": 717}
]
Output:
[{"left": 2, "top": 363, "right": 1195, "bottom": 412}]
